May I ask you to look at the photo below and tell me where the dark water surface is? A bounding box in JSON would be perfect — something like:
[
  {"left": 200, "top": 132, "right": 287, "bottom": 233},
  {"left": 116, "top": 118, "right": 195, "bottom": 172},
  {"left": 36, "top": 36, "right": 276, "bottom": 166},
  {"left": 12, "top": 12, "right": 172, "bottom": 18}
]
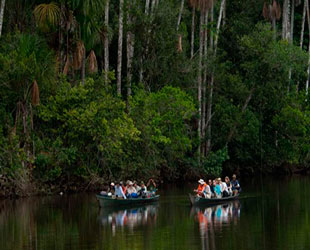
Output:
[{"left": 0, "top": 177, "right": 310, "bottom": 250}]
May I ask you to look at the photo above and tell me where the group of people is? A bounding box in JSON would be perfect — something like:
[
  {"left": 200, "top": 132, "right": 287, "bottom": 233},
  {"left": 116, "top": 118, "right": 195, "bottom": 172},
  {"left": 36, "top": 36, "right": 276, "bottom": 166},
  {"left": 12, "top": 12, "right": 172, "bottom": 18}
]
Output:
[
  {"left": 100, "top": 179, "right": 157, "bottom": 199},
  {"left": 194, "top": 174, "right": 241, "bottom": 199}
]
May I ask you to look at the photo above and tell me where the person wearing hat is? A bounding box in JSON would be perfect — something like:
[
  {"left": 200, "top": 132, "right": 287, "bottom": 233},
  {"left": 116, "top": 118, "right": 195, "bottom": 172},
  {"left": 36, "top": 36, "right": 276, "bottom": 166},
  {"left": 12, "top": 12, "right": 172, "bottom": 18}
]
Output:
[
  {"left": 108, "top": 182, "right": 115, "bottom": 195},
  {"left": 126, "top": 181, "right": 138, "bottom": 198},
  {"left": 231, "top": 174, "right": 241, "bottom": 195},
  {"left": 194, "top": 179, "right": 208, "bottom": 197}
]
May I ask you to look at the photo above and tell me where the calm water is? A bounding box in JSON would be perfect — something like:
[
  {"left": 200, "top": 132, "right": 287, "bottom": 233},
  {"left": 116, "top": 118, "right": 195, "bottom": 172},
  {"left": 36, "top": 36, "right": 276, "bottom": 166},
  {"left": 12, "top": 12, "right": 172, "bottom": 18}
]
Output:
[{"left": 0, "top": 177, "right": 310, "bottom": 250}]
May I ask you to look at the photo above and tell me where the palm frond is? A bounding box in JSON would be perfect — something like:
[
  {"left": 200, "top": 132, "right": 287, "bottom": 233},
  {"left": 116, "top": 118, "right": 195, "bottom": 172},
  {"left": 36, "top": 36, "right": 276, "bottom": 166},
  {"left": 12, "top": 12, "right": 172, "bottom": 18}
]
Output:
[{"left": 33, "top": 2, "right": 60, "bottom": 30}]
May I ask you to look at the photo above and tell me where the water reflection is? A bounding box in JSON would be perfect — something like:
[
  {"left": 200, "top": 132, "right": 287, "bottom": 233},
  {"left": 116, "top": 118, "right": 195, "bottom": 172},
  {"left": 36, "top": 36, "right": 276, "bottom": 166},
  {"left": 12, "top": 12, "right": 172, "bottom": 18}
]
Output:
[
  {"left": 98, "top": 204, "right": 158, "bottom": 233},
  {"left": 191, "top": 201, "right": 241, "bottom": 250}
]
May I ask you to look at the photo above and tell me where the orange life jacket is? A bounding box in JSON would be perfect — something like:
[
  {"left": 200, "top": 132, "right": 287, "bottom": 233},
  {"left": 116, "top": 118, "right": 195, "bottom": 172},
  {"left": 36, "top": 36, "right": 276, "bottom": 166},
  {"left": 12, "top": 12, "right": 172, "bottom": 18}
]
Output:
[{"left": 197, "top": 183, "right": 207, "bottom": 193}]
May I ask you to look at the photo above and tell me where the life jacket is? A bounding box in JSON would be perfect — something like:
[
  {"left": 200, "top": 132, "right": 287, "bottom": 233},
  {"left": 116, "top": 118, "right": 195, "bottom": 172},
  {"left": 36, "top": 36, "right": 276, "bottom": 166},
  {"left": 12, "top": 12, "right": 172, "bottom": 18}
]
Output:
[{"left": 198, "top": 183, "right": 207, "bottom": 193}]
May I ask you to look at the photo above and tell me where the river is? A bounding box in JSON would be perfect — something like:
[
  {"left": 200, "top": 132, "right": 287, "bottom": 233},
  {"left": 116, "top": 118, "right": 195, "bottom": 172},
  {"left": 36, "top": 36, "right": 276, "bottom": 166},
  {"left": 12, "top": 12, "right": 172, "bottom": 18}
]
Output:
[{"left": 0, "top": 177, "right": 309, "bottom": 250}]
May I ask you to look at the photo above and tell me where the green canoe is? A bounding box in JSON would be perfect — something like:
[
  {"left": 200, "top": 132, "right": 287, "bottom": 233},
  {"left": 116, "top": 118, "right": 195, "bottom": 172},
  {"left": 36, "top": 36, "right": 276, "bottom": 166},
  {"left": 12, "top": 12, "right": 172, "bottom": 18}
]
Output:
[
  {"left": 189, "top": 193, "right": 239, "bottom": 206},
  {"left": 96, "top": 194, "right": 160, "bottom": 208}
]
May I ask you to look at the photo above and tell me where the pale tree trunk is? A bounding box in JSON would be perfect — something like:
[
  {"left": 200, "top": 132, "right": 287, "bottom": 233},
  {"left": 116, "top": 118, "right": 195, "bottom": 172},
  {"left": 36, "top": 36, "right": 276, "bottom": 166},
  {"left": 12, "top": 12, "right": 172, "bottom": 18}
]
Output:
[
  {"left": 206, "top": 0, "right": 226, "bottom": 154},
  {"left": 300, "top": 0, "right": 307, "bottom": 49},
  {"left": 210, "top": 5, "right": 214, "bottom": 51},
  {"left": 0, "top": 0, "right": 5, "bottom": 37},
  {"left": 117, "top": 0, "right": 124, "bottom": 96},
  {"left": 177, "top": 0, "right": 185, "bottom": 31},
  {"left": 104, "top": 0, "right": 110, "bottom": 83},
  {"left": 127, "top": 0, "right": 135, "bottom": 100},
  {"left": 282, "top": 0, "right": 289, "bottom": 39},
  {"left": 191, "top": 7, "right": 196, "bottom": 58},
  {"left": 288, "top": 0, "right": 294, "bottom": 93},
  {"left": 290, "top": 0, "right": 295, "bottom": 43},
  {"left": 306, "top": 0, "right": 310, "bottom": 95},
  {"left": 202, "top": 10, "right": 209, "bottom": 156},
  {"left": 198, "top": 11, "right": 204, "bottom": 152},
  {"left": 145, "top": 0, "right": 150, "bottom": 14}
]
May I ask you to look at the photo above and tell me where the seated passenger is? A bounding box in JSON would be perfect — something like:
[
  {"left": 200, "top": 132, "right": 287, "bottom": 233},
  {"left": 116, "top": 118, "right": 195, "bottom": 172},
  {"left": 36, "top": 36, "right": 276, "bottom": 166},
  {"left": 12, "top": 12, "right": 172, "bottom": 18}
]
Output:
[
  {"left": 194, "top": 179, "right": 207, "bottom": 197},
  {"left": 219, "top": 178, "right": 229, "bottom": 197},
  {"left": 225, "top": 177, "right": 233, "bottom": 196},
  {"left": 120, "top": 181, "right": 126, "bottom": 194},
  {"left": 204, "top": 182, "right": 212, "bottom": 199},
  {"left": 134, "top": 181, "right": 141, "bottom": 193},
  {"left": 126, "top": 181, "right": 138, "bottom": 198},
  {"left": 215, "top": 179, "right": 222, "bottom": 198},
  {"left": 138, "top": 181, "right": 147, "bottom": 197},
  {"left": 231, "top": 174, "right": 241, "bottom": 195},
  {"left": 115, "top": 182, "right": 127, "bottom": 199},
  {"left": 212, "top": 179, "right": 217, "bottom": 198},
  {"left": 208, "top": 179, "right": 214, "bottom": 194}
]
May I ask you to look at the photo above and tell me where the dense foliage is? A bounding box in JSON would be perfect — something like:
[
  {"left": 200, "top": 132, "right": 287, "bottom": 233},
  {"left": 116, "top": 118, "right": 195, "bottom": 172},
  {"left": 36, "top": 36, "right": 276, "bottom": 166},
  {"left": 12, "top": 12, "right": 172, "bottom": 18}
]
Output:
[{"left": 0, "top": 0, "right": 310, "bottom": 195}]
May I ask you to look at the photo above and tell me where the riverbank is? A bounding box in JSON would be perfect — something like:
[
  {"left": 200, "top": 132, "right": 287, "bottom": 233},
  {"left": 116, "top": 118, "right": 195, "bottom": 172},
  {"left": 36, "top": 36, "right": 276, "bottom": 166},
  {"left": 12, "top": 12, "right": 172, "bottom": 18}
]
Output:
[{"left": 1, "top": 164, "right": 309, "bottom": 198}]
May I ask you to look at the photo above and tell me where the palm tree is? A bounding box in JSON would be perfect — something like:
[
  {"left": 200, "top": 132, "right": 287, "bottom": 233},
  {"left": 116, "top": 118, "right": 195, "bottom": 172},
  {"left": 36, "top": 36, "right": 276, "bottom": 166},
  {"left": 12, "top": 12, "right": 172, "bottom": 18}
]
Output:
[
  {"left": 117, "top": 0, "right": 124, "bottom": 96},
  {"left": 0, "top": 0, "right": 6, "bottom": 37},
  {"left": 263, "top": 0, "right": 281, "bottom": 40}
]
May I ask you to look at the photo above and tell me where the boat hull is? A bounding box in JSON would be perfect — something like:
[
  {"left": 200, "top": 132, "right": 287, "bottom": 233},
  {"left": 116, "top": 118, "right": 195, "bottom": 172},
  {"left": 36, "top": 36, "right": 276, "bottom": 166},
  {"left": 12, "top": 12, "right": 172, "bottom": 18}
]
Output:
[
  {"left": 189, "top": 193, "right": 239, "bottom": 206},
  {"left": 96, "top": 194, "right": 160, "bottom": 208}
]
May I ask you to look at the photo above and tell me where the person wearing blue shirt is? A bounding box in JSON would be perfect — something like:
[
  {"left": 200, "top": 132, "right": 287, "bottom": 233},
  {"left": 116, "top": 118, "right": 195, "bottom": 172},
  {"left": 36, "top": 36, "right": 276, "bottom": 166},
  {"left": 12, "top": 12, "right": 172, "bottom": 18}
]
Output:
[{"left": 231, "top": 174, "right": 241, "bottom": 196}]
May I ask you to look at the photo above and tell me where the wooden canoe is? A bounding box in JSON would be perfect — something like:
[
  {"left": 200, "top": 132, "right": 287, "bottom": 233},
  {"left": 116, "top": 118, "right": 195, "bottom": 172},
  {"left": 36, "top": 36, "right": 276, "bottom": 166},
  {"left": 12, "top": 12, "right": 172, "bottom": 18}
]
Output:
[
  {"left": 189, "top": 193, "right": 239, "bottom": 206},
  {"left": 96, "top": 194, "right": 160, "bottom": 208}
]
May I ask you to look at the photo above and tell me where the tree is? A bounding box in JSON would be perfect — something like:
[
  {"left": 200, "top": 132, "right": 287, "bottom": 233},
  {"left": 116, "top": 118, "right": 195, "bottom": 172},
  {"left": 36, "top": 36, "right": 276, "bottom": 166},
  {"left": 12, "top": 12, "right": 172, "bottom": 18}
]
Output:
[
  {"left": 0, "top": 0, "right": 5, "bottom": 37},
  {"left": 117, "top": 0, "right": 125, "bottom": 96}
]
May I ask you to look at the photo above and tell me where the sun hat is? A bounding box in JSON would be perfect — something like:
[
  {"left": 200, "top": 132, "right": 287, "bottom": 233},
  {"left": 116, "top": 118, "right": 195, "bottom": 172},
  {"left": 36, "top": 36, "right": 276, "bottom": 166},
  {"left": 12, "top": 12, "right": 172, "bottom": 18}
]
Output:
[
  {"left": 198, "top": 179, "right": 205, "bottom": 184},
  {"left": 128, "top": 181, "right": 133, "bottom": 185},
  {"left": 110, "top": 182, "right": 115, "bottom": 186}
]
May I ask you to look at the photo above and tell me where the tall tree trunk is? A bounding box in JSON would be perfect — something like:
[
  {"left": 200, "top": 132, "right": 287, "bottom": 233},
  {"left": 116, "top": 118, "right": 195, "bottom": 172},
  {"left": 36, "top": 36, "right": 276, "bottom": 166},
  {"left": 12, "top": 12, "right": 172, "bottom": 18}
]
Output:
[
  {"left": 306, "top": 0, "right": 310, "bottom": 95},
  {"left": 210, "top": 5, "right": 214, "bottom": 51},
  {"left": 206, "top": 0, "right": 226, "bottom": 154},
  {"left": 191, "top": 7, "right": 196, "bottom": 59},
  {"left": 290, "top": 0, "right": 295, "bottom": 43},
  {"left": 300, "top": 0, "right": 307, "bottom": 48},
  {"left": 117, "top": 0, "right": 124, "bottom": 96},
  {"left": 177, "top": 0, "right": 185, "bottom": 31},
  {"left": 198, "top": 11, "right": 204, "bottom": 154},
  {"left": 282, "top": 0, "right": 289, "bottom": 39},
  {"left": 202, "top": 10, "right": 209, "bottom": 156},
  {"left": 127, "top": 0, "right": 135, "bottom": 101},
  {"left": 288, "top": 0, "right": 294, "bottom": 93},
  {"left": 145, "top": 0, "right": 150, "bottom": 14},
  {"left": 104, "top": 0, "right": 110, "bottom": 83},
  {"left": 0, "top": 0, "right": 5, "bottom": 37}
]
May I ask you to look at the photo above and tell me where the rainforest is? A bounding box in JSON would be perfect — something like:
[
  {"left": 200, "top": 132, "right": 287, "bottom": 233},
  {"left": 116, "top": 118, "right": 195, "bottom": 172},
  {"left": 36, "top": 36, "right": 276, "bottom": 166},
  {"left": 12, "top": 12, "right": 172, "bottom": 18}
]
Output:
[{"left": 0, "top": 0, "right": 310, "bottom": 196}]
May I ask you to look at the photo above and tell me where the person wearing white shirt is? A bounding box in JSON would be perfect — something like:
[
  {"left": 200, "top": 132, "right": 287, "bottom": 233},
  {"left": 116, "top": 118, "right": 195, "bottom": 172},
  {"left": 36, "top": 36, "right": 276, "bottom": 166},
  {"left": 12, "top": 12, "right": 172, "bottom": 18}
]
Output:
[{"left": 115, "top": 182, "right": 126, "bottom": 199}]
